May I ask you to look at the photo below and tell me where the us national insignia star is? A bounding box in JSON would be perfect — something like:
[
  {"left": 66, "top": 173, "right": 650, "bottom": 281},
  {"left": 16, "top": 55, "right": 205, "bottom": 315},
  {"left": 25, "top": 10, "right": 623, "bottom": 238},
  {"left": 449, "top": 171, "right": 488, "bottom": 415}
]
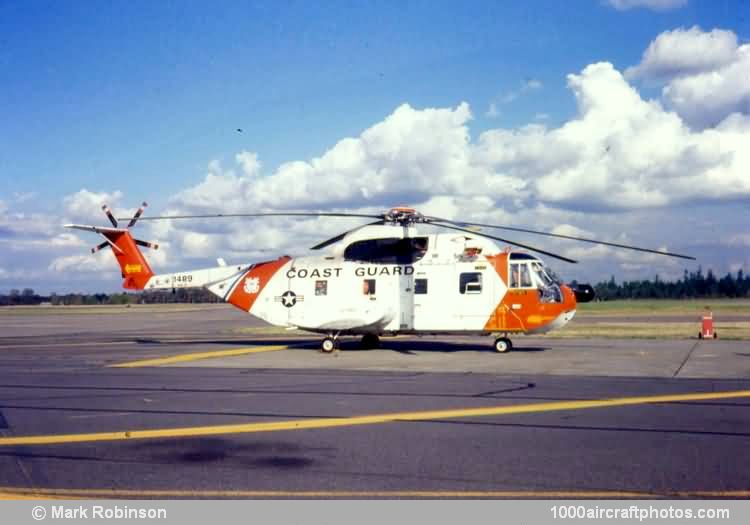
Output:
[{"left": 280, "top": 290, "right": 297, "bottom": 307}]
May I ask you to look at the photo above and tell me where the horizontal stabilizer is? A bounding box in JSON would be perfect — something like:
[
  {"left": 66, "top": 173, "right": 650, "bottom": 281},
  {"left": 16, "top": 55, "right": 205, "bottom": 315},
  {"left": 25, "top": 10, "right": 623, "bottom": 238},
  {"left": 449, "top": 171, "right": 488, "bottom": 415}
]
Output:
[{"left": 64, "top": 224, "right": 128, "bottom": 234}]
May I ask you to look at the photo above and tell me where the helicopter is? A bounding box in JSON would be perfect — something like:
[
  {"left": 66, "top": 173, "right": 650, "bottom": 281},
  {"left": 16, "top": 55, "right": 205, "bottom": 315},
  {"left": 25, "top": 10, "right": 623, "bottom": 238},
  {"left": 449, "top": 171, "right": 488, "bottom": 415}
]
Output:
[{"left": 65, "top": 203, "right": 695, "bottom": 353}]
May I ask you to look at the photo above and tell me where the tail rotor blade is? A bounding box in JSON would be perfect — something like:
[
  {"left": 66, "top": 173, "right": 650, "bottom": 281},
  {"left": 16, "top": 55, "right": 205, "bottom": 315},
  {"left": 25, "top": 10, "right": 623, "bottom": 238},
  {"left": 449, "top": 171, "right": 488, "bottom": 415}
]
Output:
[
  {"left": 91, "top": 241, "right": 109, "bottom": 254},
  {"left": 135, "top": 239, "right": 159, "bottom": 250},
  {"left": 102, "top": 205, "right": 118, "bottom": 228},
  {"left": 127, "top": 202, "right": 148, "bottom": 228}
]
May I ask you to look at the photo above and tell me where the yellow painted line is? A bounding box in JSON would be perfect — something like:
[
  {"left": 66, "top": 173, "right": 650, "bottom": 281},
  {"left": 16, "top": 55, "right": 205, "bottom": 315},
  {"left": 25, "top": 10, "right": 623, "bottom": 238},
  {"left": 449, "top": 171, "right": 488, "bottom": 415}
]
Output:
[
  {"left": 1, "top": 389, "right": 749, "bottom": 447},
  {"left": 0, "top": 492, "right": 48, "bottom": 500},
  {"left": 108, "top": 344, "right": 292, "bottom": 368},
  {"left": 0, "top": 488, "right": 747, "bottom": 499}
]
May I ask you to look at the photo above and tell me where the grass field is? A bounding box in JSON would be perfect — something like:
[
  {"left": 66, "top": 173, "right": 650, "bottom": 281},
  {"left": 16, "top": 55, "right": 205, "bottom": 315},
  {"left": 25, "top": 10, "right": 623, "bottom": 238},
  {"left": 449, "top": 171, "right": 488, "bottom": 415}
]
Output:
[
  {"left": 545, "top": 322, "right": 750, "bottom": 340},
  {"left": 576, "top": 299, "right": 750, "bottom": 316},
  {"left": 0, "top": 303, "right": 229, "bottom": 316}
]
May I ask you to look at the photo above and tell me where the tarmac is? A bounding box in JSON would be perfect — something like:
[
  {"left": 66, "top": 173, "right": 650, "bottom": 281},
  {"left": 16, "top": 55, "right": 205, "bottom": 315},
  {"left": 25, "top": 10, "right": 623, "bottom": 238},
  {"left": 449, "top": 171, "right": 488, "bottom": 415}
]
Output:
[{"left": 0, "top": 304, "right": 748, "bottom": 498}]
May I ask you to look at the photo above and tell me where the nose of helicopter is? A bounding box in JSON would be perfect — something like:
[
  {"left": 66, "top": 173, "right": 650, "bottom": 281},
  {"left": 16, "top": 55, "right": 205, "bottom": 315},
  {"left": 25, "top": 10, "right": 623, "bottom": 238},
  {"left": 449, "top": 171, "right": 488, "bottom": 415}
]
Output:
[{"left": 571, "top": 283, "right": 596, "bottom": 303}]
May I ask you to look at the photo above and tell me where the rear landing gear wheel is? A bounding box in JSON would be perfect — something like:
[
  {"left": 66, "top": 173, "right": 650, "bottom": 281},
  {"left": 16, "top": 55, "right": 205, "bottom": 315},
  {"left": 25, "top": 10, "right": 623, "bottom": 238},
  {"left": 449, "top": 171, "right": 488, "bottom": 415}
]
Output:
[
  {"left": 494, "top": 337, "right": 512, "bottom": 353},
  {"left": 321, "top": 337, "right": 336, "bottom": 353},
  {"left": 360, "top": 334, "right": 380, "bottom": 349}
]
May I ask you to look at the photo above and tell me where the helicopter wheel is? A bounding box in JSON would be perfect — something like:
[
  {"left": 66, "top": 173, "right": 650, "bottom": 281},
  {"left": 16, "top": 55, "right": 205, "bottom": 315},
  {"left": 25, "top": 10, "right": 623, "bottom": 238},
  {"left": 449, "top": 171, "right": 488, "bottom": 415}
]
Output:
[
  {"left": 493, "top": 337, "right": 512, "bottom": 353},
  {"left": 360, "top": 334, "right": 380, "bottom": 349},
  {"left": 321, "top": 337, "right": 337, "bottom": 353}
]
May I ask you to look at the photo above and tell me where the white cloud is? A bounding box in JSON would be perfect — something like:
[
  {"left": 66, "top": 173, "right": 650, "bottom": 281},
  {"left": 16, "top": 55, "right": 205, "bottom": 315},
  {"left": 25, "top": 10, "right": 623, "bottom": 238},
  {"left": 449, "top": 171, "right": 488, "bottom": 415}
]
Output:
[
  {"left": 48, "top": 252, "right": 119, "bottom": 275},
  {"left": 181, "top": 232, "right": 220, "bottom": 258},
  {"left": 551, "top": 224, "right": 595, "bottom": 238},
  {"left": 726, "top": 234, "right": 750, "bottom": 247},
  {"left": 0, "top": 233, "right": 85, "bottom": 251},
  {"left": 0, "top": 207, "right": 58, "bottom": 239},
  {"left": 168, "top": 60, "right": 748, "bottom": 244},
  {"left": 494, "top": 78, "right": 544, "bottom": 108},
  {"left": 173, "top": 102, "right": 476, "bottom": 213},
  {"left": 663, "top": 45, "right": 750, "bottom": 128},
  {"left": 606, "top": 0, "right": 687, "bottom": 11},
  {"left": 14, "top": 28, "right": 750, "bottom": 291},
  {"left": 533, "top": 62, "right": 749, "bottom": 207},
  {"left": 486, "top": 102, "right": 499, "bottom": 118},
  {"left": 140, "top": 56, "right": 742, "bottom": 286},
  {"left": 626, "top": 26, "right": 737, "bottom": 81},
  {"left": 235, "top": 151, "right": 261, "bottom": 177},
  {"left": 626, "top": 27, "right": 750, "bottom": 129},
  {"left": 13, "top": 192, "right": 37, "bottom": 203},
  {"left": 63, "top": 189, "right": 124, "bottom": 223},
  {"left": 525, "top": 79, "right": 543, "bottom": 90}
]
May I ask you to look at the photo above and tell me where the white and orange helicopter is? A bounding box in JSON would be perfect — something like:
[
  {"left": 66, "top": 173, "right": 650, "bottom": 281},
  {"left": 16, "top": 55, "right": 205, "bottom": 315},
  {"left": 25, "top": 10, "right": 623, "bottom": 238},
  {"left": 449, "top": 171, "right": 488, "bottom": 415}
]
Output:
[{"left": 66, "top": 204, "right": 695, "bottom": 353}]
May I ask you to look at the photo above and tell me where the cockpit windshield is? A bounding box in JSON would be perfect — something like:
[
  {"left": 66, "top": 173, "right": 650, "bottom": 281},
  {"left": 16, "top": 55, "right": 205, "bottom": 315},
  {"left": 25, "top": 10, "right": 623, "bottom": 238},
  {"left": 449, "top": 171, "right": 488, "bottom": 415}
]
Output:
[
  {"left": 531, "top": 262, "right": 560, "bottom": 287},
  {"left": 509, "top": 257, "right": 563, "bottom": 303}
]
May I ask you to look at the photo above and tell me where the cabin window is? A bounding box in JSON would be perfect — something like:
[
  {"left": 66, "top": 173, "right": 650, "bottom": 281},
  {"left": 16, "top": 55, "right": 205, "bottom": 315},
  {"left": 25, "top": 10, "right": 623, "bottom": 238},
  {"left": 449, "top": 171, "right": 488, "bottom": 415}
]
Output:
[
  {"left": 459, "top": 272, "right": 482, "bottom": 294},
  {"left": 344, "top": 237, "right": 428, "bottom": 264},
  {"left": 315, "top": 280, "right": 327, "bottom": 296},
  {"left": 362, "top": 279, "right": 376, "bottom": 295},
  {"left": 415, "top": 278, "right": 428, "bottom": 294},
  {"left": 509, "top": 262, "right": 533, "bottom": 288}
]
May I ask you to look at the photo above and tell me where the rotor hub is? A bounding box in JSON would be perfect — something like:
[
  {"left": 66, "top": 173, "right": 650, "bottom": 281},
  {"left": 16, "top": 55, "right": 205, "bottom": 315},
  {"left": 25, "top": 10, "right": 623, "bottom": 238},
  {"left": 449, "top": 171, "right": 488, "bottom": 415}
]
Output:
[{"left": 383, "top": 207, "right": 425, "bottom": 225}]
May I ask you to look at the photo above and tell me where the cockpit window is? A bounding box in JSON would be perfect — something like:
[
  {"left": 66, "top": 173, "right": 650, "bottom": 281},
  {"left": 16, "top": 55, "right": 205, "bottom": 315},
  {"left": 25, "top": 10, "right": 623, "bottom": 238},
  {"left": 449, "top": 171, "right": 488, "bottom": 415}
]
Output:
[
  {"left": 510, "top": 259, "right": 563, "bottom": 303},
  {"left": 344, "top": 237, "right": 428, "bottom": 264},
  {"left": 509, "top": 262, "right": 533, "bottom": 288}
]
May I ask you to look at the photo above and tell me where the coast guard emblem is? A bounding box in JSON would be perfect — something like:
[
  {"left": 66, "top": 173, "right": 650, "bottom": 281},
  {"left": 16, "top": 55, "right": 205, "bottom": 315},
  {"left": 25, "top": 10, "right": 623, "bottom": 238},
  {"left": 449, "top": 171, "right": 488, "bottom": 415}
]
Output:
[{"left": 244, "top": 276, "right": 260, "bottom": 294}]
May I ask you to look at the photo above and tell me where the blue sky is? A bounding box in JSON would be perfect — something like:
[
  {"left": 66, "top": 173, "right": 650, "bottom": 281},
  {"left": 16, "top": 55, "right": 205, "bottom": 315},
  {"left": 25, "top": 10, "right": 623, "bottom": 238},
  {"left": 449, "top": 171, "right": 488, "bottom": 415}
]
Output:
[{"left": 1, "top": 0, "right": 749, "bottom": 293}]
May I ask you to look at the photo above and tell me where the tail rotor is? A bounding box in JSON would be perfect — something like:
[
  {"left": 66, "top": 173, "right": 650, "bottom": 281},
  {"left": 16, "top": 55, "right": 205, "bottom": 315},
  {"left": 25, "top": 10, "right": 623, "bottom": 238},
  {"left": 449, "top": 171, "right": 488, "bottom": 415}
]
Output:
[
  {"left": 66, "top": 200, "right": 158, "bottom": 290},
  {"left": 88, "top": 202, "right": 159, "bottom": 255}
]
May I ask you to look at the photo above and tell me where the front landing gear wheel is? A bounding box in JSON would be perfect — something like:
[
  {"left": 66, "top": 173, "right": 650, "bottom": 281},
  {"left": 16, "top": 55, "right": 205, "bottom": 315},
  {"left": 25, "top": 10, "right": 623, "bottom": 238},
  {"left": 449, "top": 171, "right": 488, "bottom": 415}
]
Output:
[
  {"left": 321, "top": 337, "right": 337, "bottom": 353},
  {"left": 494, "top": 337, "right": 512, "bottom": 353}
]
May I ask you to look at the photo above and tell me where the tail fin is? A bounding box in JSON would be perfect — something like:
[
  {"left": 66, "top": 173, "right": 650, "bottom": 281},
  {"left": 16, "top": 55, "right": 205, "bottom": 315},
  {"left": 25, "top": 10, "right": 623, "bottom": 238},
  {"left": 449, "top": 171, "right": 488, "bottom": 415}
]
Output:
[
  {"left": 105, "top": 228, "right": 155, "bottom": 290},
  {"left": 65, "top": 225, "right": 155, "bottom": 289},
  {"left": 65, "top": 202, "right": 158, "bottom": 290}
]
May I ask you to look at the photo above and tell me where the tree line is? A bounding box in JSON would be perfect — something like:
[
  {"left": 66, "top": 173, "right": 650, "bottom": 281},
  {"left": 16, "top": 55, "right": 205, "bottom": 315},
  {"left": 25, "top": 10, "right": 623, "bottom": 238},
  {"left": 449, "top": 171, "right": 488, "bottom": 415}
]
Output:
[
  {"left": 0, "top": 288, "right": 220, "bottom": 306},
  {"left": 1, "top": 267, "right": 749, "bottom": 306},
  {"left": 588, "top": 268, "right": 750, "bottom": 301}
]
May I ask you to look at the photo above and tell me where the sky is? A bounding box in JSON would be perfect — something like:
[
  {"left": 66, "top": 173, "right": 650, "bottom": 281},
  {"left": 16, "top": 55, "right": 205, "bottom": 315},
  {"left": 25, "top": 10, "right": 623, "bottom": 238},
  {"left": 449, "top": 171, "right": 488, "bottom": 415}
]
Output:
[{"left": 1, "top": 0, "right": 749, "bottom": 294}]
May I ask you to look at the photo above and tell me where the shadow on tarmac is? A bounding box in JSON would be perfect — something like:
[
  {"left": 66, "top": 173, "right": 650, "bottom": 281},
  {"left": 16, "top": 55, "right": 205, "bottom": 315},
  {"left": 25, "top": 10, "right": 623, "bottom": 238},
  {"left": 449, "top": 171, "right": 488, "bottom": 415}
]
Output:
[
  {"left": 130, "top": 437, "right": 327, "bottom": 468},
  {"left": 133, "top": 337, "right": 550, "bottom": 354}
]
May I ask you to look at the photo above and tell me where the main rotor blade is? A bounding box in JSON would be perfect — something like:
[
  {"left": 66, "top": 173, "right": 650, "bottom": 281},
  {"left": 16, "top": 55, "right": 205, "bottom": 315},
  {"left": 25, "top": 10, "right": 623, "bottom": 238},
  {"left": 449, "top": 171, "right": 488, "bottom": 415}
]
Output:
[
  {"left": 310, "top": 221, "right": 384, "bottom": 250},
  {"left": 428, "top": 221, "right": 578, "bottom": 264},
  {"left": 118, "top": 212, "right": 385, "bottom": 222},
  {"left": 427, "top": 217, "right": 696, "bottom": 261}
]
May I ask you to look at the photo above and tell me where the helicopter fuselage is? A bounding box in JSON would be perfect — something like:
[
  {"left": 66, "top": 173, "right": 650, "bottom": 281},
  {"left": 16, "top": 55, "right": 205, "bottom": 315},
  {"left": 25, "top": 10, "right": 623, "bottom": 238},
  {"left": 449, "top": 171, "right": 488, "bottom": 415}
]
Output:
[{"left": 165, "top": 230, "right": 581, "bottom": 337}]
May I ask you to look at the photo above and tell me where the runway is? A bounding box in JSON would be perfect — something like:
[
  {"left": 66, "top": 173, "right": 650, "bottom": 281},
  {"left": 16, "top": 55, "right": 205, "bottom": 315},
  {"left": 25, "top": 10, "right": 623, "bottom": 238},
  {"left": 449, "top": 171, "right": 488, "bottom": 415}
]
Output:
[{"left": 0, "top": 305, "right": 748, "bottom": 498}]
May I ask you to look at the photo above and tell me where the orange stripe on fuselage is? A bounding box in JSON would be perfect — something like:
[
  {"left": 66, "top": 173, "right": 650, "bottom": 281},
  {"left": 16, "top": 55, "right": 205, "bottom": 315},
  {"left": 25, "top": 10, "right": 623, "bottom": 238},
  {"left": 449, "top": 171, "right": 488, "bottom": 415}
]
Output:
[
  {"left": 227, "top": 256, "right": 290, "bottom": 312},
  {"left": 484, "top": 254, "right": 576, "bottom": 332}
]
